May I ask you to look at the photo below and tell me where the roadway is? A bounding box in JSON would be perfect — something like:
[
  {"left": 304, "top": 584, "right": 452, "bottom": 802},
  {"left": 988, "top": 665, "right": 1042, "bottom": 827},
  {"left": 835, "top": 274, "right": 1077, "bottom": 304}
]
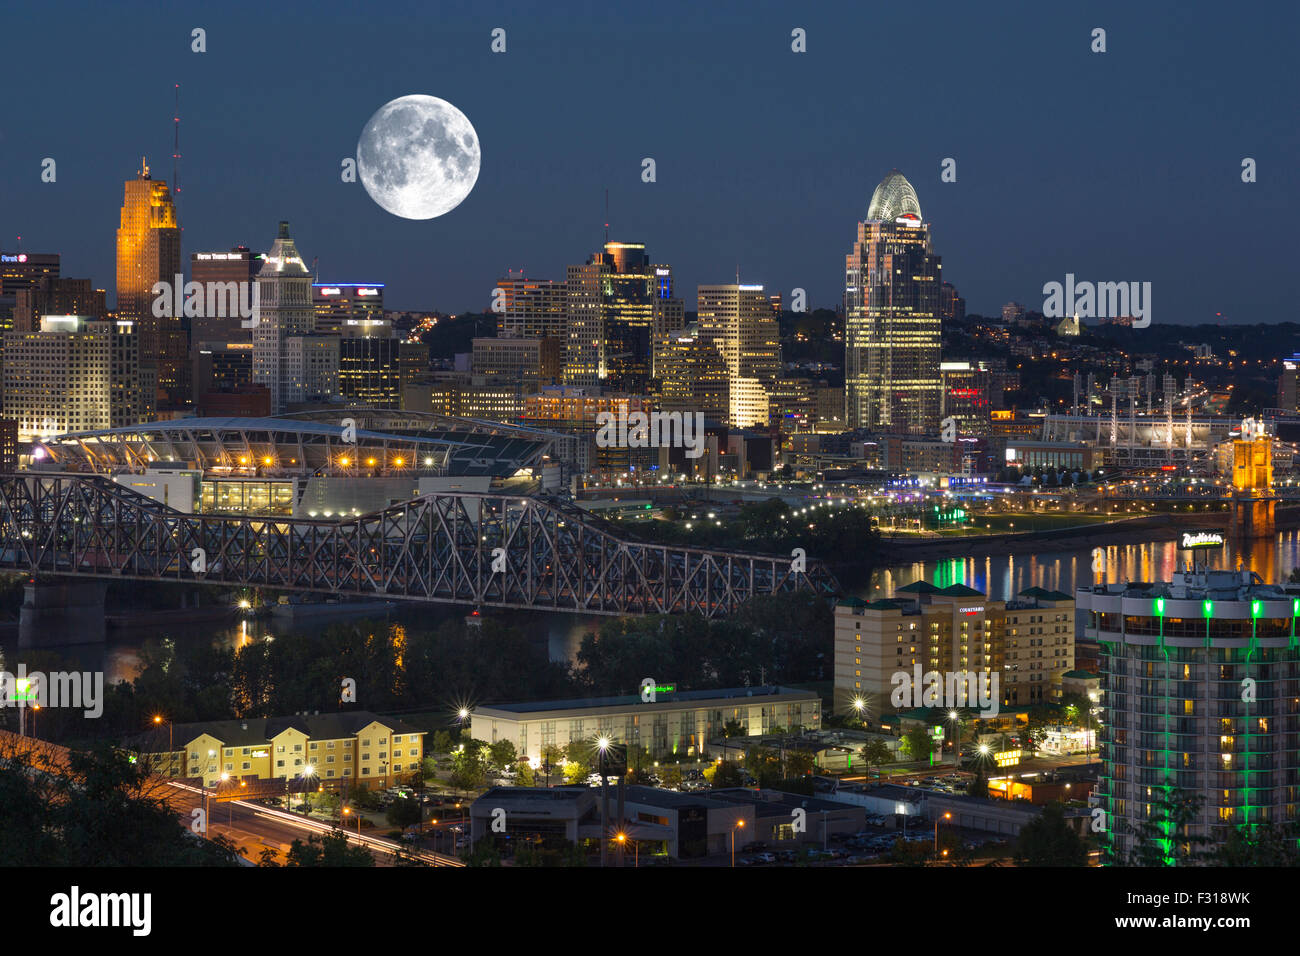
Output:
[{"left": 159, "top": 780, "right": 465, "bottom": 867}]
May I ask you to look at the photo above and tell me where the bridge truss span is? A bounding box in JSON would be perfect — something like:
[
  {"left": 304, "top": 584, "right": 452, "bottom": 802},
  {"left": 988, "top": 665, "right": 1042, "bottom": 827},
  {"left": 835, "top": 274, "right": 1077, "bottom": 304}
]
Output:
[{"left": 0, "top": 473, "right": 839, "bottom": 618}]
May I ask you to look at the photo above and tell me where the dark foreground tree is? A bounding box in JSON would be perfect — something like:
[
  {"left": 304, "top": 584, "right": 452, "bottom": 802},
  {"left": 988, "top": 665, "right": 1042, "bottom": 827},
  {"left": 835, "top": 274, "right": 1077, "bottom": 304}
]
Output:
[
  {"left": 0, "top": 740, "right": 243, "bottom": 866},
  {"left": 1014, "top": 802, "right": 1087, "bottom": 866},
  {"left": 284, "top": 829, "right": 375, "bottom": 867}
]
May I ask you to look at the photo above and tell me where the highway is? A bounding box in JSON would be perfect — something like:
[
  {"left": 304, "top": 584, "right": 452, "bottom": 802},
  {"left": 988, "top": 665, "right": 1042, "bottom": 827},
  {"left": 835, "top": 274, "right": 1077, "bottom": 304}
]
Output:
[{"left": 160, "top": 780, "right": 466, "bottom": 867}]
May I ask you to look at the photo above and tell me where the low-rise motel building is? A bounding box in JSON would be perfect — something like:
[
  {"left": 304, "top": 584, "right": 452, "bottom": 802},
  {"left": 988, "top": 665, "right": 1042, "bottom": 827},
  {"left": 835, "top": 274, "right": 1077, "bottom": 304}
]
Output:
[
  {"left": 833, "top": 582, "right": 1076, "bottom": 716},
  {"left": 470, "top": 686, "right": 822, "bottom": 762},
  {"left": 136, "top": 711, "right": 425, "bottom": 790}
]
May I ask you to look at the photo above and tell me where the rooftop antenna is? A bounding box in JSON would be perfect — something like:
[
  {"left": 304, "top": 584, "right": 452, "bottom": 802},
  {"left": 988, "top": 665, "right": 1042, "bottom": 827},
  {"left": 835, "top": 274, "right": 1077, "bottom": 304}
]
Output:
[
  {"left": 604, "top": 187, "right": 609, "bottom": 244},
  {"left": 173, "top": 84, "right": 182, "bottom": 239},
  {"left": 172, "top": 84, "right": 181, "bottom": 203}
]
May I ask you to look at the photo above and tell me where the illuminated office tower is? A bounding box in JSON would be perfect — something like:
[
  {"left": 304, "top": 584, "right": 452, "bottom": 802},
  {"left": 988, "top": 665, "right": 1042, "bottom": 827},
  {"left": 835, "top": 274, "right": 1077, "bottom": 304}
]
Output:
[
  {"left": 284, "top": 334, "right": 340, "bottom": 406},
  {"left": 654, "top": 325, "right": 730, "bottom": 422},
  {"left": 697, "top": 283, "right": 781, "bottom": 427},
  {"left": 2, "top": 315, "right": 144, "bottom": 440},
  {"left": 190, "top": 247, "right": 261, "bottom": 343},
  {"left": 844, "top": 170, "right": 943, "bottom": 432},
  {"left": 0, "top": 252, "right": 59, "bottom": 297},
  {"left": 338, "top": 318, "right": 402, "bottom": 407},
  {"left": 313, "top": 282, "right": 385, "bottom": 334},
  {"left": 116, "top": 159, "right": 182, "bottom": 409},
  {"left": 472, "top": 335, "right": 562, "bottom": 390},
  {"left": 494, "top": 275, "right": 568, "bottom": 343},
  {"left": 563, "top": 259, "right": 607, "bottom": 388},
  {"left": 252, "top": 222, "right": 314, "bottom": 413},
  {"left": 563, "top": 241, "right": 681, "bottom": 392}
]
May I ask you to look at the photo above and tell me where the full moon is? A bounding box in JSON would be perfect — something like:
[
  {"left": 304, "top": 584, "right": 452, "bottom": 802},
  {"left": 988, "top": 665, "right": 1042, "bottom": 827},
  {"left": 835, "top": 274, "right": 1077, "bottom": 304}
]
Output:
[{"left": 357, "top": 94, "right": 481, "bottom": 220}]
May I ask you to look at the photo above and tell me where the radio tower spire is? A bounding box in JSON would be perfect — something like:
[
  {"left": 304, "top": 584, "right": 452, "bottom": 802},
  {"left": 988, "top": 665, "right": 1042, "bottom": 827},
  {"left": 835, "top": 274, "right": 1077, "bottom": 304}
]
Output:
[{"left": 172, "top": 84, "right": 181, "bottom": 226}]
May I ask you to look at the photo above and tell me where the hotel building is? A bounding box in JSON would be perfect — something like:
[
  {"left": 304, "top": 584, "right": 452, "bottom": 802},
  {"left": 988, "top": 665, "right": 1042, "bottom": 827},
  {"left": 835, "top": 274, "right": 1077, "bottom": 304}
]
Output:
[
  {"left": 1078, "top": 564, "right": 1300, "bottom": 861},
  {"left": 833, "top": 583, "right": 1075, "bottom": 716},
  {"left": 139, "top": 711, "right": 425, "bottom": 790}
]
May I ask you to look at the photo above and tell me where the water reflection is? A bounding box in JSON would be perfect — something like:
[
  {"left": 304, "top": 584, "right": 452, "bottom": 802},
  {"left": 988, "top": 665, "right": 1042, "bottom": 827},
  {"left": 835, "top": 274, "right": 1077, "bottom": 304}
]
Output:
[{"left": 866, "top": 530, "right": 1300, "bottom": 601}]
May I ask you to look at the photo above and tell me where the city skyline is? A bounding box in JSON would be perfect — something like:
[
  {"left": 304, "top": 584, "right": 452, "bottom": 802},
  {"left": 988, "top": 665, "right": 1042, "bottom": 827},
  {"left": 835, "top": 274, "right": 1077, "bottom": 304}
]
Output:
[{"left": 2, "top": 0, "right": 1295, "bottom": 321}]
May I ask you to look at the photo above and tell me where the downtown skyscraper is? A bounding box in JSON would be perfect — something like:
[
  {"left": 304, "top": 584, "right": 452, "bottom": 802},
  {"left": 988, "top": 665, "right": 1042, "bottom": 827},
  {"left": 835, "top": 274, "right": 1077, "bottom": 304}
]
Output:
[
  {"left": 252, "top": 221, "right": 315, "bottom": 413},
  {"left": 115, "top": 159, "right": 182, "bottom": 412},
  {"left": 563, "top": 241, "right": 683, "bottom": 393},
  {"left": 696, "top": 283, "right": 781, "bottom": 427},
  {"left": 844, "top": 170, "right": 943, "bottom": 432}
]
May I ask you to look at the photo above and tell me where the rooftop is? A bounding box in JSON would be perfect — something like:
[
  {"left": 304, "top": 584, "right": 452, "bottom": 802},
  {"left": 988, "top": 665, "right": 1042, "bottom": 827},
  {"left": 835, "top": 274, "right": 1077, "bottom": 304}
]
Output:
[{"left": 474, "top": 685, "right": 819, "bottom": 716}]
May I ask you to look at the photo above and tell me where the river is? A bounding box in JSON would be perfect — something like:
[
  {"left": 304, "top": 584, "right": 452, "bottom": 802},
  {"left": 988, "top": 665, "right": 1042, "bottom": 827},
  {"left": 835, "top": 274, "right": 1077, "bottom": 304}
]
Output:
[{"left": 9, "top": 528, "right": 1300, "bottom": 683}]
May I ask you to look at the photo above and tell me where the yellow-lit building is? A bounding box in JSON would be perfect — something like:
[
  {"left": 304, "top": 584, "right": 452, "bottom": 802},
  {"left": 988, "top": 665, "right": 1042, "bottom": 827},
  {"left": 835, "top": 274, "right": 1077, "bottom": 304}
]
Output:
[
  {"left": 141, "top": 711, "right": 425, "bottom": 790},
  {"left": 115, "top": 160, "right": 182, "bottom": 409},
  {"left": 833, "top": 583, "right": 1075, "bottom": 716}
]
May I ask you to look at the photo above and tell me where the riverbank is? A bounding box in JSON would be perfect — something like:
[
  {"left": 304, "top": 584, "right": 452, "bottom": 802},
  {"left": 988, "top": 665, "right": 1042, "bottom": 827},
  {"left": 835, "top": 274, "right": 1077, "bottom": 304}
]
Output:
[{"left": 881, "top": 511, "right": 1230, "bottom": 563}]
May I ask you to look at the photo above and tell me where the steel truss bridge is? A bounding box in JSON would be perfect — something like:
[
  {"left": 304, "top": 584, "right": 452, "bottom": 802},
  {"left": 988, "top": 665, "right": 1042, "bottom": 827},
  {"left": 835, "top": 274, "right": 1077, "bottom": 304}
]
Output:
[{"left": 0, "top": 473, "right": 839, "bottom": 618}]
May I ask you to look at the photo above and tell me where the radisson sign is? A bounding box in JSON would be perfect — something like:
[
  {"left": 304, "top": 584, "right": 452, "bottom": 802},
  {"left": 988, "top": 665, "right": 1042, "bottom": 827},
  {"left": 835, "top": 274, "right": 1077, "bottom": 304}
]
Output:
[{"left": 1179, "top": 531, "right": 1225, "bottom": 550}]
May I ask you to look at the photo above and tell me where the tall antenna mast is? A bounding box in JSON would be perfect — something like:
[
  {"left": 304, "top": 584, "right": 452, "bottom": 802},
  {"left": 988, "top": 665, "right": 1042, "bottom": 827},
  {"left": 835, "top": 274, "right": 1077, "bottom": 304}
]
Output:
[
  {"left": 172, "top": 84, "right": 182, "bottom": 230},
  {"left": 604, "top": 187, "right": 609, "bottom": 244}
]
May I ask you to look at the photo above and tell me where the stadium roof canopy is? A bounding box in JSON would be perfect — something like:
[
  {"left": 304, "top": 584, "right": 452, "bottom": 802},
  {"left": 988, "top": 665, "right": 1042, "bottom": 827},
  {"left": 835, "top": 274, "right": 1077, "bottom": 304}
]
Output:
[{"left": 37, "top": 414, "right": 552, "bottom": 479}]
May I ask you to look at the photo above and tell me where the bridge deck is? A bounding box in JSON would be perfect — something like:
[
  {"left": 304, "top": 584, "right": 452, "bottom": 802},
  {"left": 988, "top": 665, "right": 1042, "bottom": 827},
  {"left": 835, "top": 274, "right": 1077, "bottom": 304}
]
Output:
[{"left": 0, "top": 473, "right": 838, "bottom": 618}]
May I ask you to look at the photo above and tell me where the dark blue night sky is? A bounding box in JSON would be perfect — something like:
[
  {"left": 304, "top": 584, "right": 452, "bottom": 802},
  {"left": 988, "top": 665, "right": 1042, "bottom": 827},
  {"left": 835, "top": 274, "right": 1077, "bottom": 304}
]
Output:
[{"left": 3, "top": 0, "right": 1295, "bottom": 322}]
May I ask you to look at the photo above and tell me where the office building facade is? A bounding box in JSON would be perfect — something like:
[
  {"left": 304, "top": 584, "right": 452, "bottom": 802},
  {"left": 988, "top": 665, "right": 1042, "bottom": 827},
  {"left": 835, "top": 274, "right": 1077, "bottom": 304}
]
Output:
[
  {"left": 115, "top": 160, "right": 182, "bottom": 408},
  {"left": 844, "top": 170, "right": 943, "bottom": 433},
  {"left": 252, "top": 222, "right": 314, "bottom": 413}
]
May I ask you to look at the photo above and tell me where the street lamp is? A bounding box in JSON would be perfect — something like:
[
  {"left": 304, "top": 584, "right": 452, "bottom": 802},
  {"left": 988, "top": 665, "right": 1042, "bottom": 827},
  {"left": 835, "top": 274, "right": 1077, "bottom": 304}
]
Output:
[
  {"left": 153, "top": 716, "right": 173, "bottom": 775},
  {"left": 597, "top": 736, "right": 612, "bottom": 868},
  {"left": 731, "top": 819, "right": 745, "bottom": 868},
  {"left": 343, "top": 805, "right": 361, "bottom": 837},
  {"left": 934, "top": 810, "right": 951, "bottom": 857}
]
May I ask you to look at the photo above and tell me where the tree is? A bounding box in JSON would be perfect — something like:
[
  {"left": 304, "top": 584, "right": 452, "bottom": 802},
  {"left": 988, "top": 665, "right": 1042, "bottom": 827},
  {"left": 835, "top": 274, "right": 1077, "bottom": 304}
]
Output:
[
  {"left": 1121, "top": 787, "right": 1215, "bottom": 867},
  {"left": 1014, "top": 802, "right": 1087, "bottom": 866},
  {"left": 514, "top": 762, "right": 535, "bottom": 787},
  {"left": 0, "top": 742, "right": 244, "bottom": 867},
  {"left": 784, "top": 750, "right": 816, "bottom": 778},
  {"left": 540, "top": 743, "right": 564, "bottom": 769},
  {"left": 385, "top": 796, "right": 422, "bottom": 829},
  {"left": 660, "top": 765, "right": 683, "bottom": 790},
  {"left": 900, "top": 727, "right": 935, "bottom": 763},
  {"left": 967, "top": 769, "right": 989, "bottom": 799},
  {"left": 722, "top": 720, "right": 744, "bottom": 739},
  {"left": 710, "top": 760, "right": 745, "bottom": 788},
  {"left": 448, "top": 745, "right": 488, "bottom": 794},
  {"left": 487, "top": 739, "right": 517, "bottom": 774},
  {"left": 285, "top": 829, "right": 375, "bottom": 867},
  {"left": 1215, "top": 822, "right": 1300, "bottom": 866},
  {"left": 257, "top": 847, "right": 280, "bottom": 867},
  {"left": 860, "top": 737, "right": 893, "bottom": 770},
  {"left": 563, "top": 761, "right": 589, "bottom": 785}
]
